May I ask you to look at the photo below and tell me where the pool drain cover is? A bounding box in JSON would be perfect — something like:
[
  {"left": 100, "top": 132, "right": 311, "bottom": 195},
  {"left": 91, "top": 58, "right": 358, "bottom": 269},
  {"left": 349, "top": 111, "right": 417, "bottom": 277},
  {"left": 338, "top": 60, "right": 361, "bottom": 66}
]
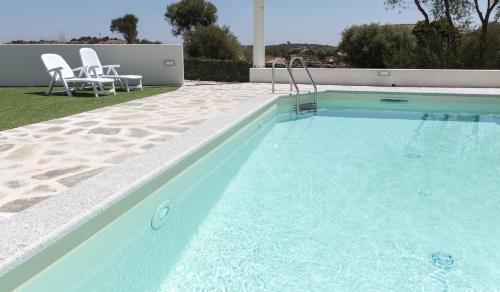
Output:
[
  {"left": 151, "top": 201, "right": 170, "bottom": 230},
  {"left": 430, "top": 252, "right": 456, "bottom": 269},
  {"left": 406, "top": 153, "right": 422, "bottom": 159}
]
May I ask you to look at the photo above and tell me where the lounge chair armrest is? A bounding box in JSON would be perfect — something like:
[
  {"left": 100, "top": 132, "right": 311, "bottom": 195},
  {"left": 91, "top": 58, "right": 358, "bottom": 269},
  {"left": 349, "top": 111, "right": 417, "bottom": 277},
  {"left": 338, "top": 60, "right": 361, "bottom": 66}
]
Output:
[
  {"left": 102, "top": 65, "right": 120, "bottom": 69},
  {"left": 72, "top": 66, "right": 91, "bottom": 78},
  {"left": 72, "top": 66, "right": 88, "bottom": 72},
  {"left": 102, "top": 65, "right": 120, "bottom": 76},
  {"left": 47, "top": 67, "right": 64, "bottom": 73}
]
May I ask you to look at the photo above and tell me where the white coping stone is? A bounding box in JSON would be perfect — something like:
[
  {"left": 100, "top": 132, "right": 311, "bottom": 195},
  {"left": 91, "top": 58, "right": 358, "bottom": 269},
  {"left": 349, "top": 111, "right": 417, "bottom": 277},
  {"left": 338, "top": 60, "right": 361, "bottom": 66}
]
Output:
[{"left": 1, "top": 84, "right": 500, "bottom": 280}]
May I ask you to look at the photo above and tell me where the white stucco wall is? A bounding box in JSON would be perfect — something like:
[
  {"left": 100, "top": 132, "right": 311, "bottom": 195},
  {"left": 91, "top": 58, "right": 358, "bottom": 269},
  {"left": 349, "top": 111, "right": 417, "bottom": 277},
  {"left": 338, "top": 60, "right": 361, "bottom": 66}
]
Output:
[
  {"left": 0, "top": 44, "right": 184, "bottom": 86},
  {"left": 250, "top": 68, "right": 500, "bottom": 88}
]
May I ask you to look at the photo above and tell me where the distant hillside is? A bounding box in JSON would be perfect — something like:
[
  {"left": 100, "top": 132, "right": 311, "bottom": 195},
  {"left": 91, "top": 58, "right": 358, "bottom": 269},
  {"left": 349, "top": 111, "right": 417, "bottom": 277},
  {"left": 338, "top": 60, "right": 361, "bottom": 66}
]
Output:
[
  {"left": 243, "top": 43, "right": 347, "bottom": 67},
  {"left": 8, "top": 36, "right": 161, "bottom": 45}
]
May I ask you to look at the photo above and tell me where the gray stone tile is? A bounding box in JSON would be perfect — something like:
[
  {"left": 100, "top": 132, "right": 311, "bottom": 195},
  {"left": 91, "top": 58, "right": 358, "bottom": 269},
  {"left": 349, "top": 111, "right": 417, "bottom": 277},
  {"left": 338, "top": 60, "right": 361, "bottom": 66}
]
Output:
[
  {"left": 0, "top": 144, "right": 14, "bottom": 152},
  {"left": 88, "top": 127, "right": 121, "bottom": 135},
  {"left": 32, "top": 166, "right": 87, "bottom": 180},
  {"left": 3, "top": 145, "right": 38, "bottom": 160},
  {"left": 4, "top": 181, "right": 28, "bottom": 189},
  {"left": 73, "top": 121, "right": 100, "bottom": 127},
  {"left": 24, "top": 185, "right": 58, "bottom": 195},
  {"left": 0, "top": 197, "right": 49, "bottom": 213},
  {"left": 128, "top": 128, "right": 152, "bottom": 138},
  {"left": 41, "top": 126, "right": 65, "bottom": 133},
  {"left": 58, "top": 167, "right": 108, "bottom": 188}
]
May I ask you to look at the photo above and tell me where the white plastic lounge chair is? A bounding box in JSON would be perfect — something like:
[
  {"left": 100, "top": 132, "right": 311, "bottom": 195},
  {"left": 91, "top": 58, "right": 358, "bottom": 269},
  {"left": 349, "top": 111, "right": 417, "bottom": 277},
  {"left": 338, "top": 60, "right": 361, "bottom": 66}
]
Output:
[
  {"left": 79, "top": 48, "right": 143, "bottom": 92},
  {"left": 41, "top": 54, "right": 116, "bottom": 98}
]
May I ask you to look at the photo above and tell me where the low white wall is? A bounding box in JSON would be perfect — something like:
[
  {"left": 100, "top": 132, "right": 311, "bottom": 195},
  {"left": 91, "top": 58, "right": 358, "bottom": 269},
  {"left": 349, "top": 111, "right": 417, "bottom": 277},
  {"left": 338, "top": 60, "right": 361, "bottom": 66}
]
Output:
[
  {"left": 0, "top": 44, "right": 184, "bottom": 86},
  {"left": 250, "top": 68, "right": 500, "bottom": 88}
]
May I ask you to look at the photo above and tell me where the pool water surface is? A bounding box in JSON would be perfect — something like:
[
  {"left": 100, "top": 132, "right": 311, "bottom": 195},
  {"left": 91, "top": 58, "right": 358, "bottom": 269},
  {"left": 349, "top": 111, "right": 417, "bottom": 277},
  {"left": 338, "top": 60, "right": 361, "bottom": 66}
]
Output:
[{"left": 22, "top": 108, "right": 500, "bottom": 291}]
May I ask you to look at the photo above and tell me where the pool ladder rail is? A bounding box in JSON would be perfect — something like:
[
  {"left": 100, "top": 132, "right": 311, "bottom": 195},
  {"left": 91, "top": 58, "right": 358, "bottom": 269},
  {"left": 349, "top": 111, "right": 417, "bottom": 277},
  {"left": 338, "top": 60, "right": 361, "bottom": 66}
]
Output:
[{"left": 272, "top": 56, "right": 318, "bottom": 115}]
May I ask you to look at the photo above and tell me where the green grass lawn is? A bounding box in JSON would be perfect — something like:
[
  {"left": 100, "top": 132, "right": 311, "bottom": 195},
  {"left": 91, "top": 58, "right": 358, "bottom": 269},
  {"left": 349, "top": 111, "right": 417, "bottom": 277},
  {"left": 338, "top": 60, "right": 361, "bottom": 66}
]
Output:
[{"left": 0, "top": 86, "right": 179, "bottom": 131}]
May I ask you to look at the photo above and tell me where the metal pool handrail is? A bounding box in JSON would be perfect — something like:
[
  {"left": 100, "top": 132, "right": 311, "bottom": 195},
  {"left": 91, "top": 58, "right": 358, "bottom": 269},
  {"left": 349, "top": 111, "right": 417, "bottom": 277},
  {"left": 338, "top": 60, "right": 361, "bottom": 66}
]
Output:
[
  {"left": 290, "top": 56, "right": 318, "bottom": 105},
  {"left": 272, "top": 57, "right": 301, "bottom": 115}
]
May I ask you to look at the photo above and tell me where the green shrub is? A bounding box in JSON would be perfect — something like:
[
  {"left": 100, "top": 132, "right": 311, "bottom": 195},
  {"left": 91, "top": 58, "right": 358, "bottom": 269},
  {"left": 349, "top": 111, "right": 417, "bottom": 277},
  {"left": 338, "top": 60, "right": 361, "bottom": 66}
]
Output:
[
  {"left": 338, "top": 23, "right": 417, "bottom": 68},
  {"left": 185, "top": 59, "right": 251, "bottom": 82},
  {"left": 184, "top": 24, "right": 243, "bottom": 60},
  {"left": 412, "top": 19, "right": 461, "bottom": 69},
  {"left": 462, "top": 22, "right": 500, "bottom": 69}
]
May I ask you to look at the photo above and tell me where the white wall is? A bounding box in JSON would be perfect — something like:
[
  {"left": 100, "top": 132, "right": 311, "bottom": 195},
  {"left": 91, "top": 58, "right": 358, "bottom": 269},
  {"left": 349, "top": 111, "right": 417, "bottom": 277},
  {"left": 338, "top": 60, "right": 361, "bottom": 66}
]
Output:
[
  {"left": 250, "top": 68, "right": 500, "bottom": 88},
  {"left": 0, "top": 44, "right": 184, "bottom": 86}
]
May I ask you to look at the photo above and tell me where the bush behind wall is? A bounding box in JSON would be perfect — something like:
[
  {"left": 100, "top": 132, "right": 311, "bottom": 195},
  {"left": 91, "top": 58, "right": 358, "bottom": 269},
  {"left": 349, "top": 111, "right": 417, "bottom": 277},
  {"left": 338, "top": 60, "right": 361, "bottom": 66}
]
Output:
[{"left": 185, "top": 58, "right": 252, "bottom": 82}]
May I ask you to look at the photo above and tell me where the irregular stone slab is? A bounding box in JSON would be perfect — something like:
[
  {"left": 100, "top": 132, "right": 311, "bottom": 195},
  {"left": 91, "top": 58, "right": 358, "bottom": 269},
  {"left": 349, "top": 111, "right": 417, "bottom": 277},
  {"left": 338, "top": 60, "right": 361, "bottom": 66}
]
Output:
[
  {"left": 0, "top": 197, "right": 49, "bottom": 213},
  {"left": 141, "top": 144, "right": 156, "bottom": 150},
  {"left": 41, "top": 126, "right": 65, "bottom": 133},
  {"left": 4, "top": 180, "right": 28, "bottom": 189},
  {"left": 58, "top": 167, "right": 108, "bottom": 188},
  {"left": 64, "top": 129, "right": 85, "bottom": 135},
  {"left": 128, "top": 128, "right": 152, "bottom": 138},
  {"left": 44, "top": 150, "right": 67, "bottom": 156},
  {"left": 110, "top": 114, "right": 149, "bottom": 121},
  {"left": 102, "top": 137, "right": 125, "bottom": 143},
  {"left": 146, "top": 125, "right": 188, "bottom": 133},
  {"left": 0, "top": 144, "right": 14, "bottom": 152},
  {"left": 74, "top": 121, "right": 100, "bottom": 127},
  {"left": 24, "top": 185, "right": 58, "bottom": 194},
  {"left": 32, "top": 166, "right": 87, "bottom": 180},
  {"left": 88, "top": 127, "right": 121, "bottom": 135},
  {"left": 0, "top": 164, "right": 23, "bottom": 171},
  {"left": 180, "top": 119, "right": 207, "bottom": 126},
  {"left": 149, "top": 135, "right": 174, "bottom": 143},
  {"left": 105, "top": 152, "right": 137, "bottom": 164},
  {"left": 4, "top": 145, "right": 38, "bottom": 160}
]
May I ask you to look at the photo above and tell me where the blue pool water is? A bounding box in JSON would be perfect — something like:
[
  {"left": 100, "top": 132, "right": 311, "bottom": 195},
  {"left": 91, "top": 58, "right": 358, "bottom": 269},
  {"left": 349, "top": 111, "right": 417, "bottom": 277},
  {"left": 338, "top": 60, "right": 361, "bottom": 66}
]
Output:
[{"left": 22, "top": 109, "right": 500, "bottom": 291}]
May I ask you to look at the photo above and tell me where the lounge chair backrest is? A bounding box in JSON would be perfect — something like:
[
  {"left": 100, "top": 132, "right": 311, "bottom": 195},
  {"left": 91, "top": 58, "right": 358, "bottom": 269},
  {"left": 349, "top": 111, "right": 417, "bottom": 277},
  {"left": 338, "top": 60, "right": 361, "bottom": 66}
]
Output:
[
  {"left": 41, "top": 54, "right": 75, "bottom": 79},
  {"left": 80, "top": 48, "right": 103, "bottom": 76}
]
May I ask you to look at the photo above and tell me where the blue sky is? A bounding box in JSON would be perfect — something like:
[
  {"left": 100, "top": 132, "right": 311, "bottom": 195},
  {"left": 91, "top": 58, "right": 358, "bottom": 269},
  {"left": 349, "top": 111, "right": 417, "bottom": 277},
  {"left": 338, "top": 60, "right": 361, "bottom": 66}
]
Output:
[{"left": 0, "top": 0, "right": 421, "bottom": 45}]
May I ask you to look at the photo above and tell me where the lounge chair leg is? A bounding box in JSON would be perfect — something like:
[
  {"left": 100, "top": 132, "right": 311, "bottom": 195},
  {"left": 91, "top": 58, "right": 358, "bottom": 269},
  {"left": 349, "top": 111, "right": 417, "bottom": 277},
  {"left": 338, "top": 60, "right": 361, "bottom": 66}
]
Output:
[
  {"left": 46, "top": 78, "right": 55, "bottom": 96},
  {"left": 62, "top": 80, "right": 72, "bottom": 97},
  {"left": 91, "top": 82, "right": 99, "bottom": 98},
  {"left": 118, "top": 78, "right": 125, "bottom": 91}
]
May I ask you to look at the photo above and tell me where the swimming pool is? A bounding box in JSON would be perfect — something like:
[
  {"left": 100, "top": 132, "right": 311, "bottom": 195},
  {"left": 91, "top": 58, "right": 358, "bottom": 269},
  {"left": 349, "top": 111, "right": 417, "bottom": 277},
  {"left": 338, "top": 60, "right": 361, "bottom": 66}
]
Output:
[{"left": 7, "top": 91, "right": 500, "bottom": 290}]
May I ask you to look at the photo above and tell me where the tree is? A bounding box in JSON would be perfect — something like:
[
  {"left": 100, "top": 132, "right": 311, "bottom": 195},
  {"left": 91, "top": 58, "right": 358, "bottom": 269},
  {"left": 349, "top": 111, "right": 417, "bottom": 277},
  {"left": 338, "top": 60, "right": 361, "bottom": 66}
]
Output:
[
  {"left": 110, "top": 14, "right": 139, "bottom": 44},
  {"left": 184, "top": 24, "right": 242, "bottom": 60},
  {"left": 338, "top": 24, "right": 417, "bottom": 68},
  {"left": 385, "top": 0, "right": 471, "bottom": 28},
  {"left": 165, "top": 0, "right": 217, "bottom": 36},
  {"left": 413, "top": 19, "right": 461, "bottom": 68},
  {"left": 472, "top": 0, "right": 500, "bottom": 64},
  {"left": 385, "top": 0, "right": 500, "bottom": 66},
  {"left": 461, "top": 21, "right": 500, "bottom": 68}
]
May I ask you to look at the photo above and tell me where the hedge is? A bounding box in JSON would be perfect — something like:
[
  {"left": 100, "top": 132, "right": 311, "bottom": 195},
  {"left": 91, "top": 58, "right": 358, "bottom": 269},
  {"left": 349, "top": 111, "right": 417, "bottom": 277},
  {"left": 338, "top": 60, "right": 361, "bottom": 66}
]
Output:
[{"left": 185, "top": 59, "right": 252, "bottom": 82}]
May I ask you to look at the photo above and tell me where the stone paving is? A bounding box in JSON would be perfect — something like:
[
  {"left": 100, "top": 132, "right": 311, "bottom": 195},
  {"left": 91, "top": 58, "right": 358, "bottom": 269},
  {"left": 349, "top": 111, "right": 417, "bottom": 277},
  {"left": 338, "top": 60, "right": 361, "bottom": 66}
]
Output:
[{"left": 0, "top": 81, "right": 303, "bottom": 219}]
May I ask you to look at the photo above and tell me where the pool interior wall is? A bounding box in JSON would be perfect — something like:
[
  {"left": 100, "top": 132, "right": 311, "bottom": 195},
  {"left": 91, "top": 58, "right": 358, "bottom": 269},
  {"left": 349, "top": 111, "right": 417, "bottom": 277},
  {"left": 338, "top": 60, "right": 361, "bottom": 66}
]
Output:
[
  {"left": 5, "top": 90, "right": 500, "bottom": 290},
  {"left": 17, "top": 97, "right": 280, "bottom": 291}
]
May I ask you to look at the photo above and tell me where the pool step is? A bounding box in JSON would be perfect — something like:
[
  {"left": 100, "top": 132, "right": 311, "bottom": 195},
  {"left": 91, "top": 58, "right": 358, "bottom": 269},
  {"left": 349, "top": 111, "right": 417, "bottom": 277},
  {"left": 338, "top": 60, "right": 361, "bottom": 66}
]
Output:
[{"left": 295, "top": 102, "right": 318, "bottom": 114}]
